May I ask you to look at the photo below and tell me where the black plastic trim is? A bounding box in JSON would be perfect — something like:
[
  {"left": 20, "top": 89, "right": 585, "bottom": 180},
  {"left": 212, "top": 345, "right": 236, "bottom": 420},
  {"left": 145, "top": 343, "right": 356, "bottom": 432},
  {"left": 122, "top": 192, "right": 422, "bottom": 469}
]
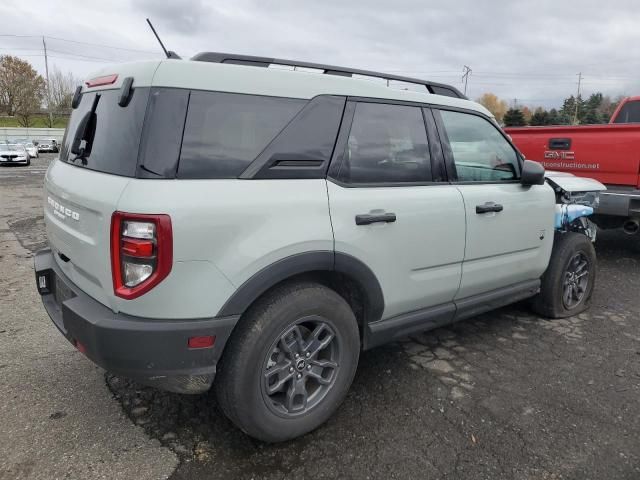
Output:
[
  {"left": 34, "top": 248, "right": 237, "bottom": 394},
  {"left": 365, "top": 279, "right": 540, "bottom": 350},
  {"left": 367, "top": 303, "right": 456, "bottom": 349},
  {"left": 327, "top": 101, "right": 356, "bottom": 180},
  {"left": 217, "top": 251, "right": 385, "bottom": 324},
  {"left": 191, "top": 52, "right": 467, "bottom": 99},
  {"left": 454, "top": 279, "right": 540, "bottom": 322},
  {"left": 241, "top": 95, "right": 346, "bottom": 179},
  {"left": 423, "top": 108, "right": 447, "bottom": 182},
  {"left": 118, "top": 77, "right": 134, "bottom": 107},
  {"left": 71, "top": 86, "right": 82, "bottom": 109}
]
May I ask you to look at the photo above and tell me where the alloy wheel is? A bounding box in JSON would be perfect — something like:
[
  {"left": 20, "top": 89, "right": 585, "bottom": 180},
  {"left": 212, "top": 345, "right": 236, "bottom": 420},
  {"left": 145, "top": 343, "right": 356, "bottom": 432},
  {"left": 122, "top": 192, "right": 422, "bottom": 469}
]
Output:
[{"left": 261, "top": 317, "right": 340, "bottom": 417}]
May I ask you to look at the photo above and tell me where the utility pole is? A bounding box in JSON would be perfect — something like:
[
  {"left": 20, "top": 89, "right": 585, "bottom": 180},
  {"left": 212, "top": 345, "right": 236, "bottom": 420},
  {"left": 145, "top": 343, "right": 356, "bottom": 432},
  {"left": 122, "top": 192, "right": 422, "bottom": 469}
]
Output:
[
  {"left": 461, "top": 65, "right": 472, "bottom": 96},
  {"left": 42, "top": 36, "right": 53, "bottom": 128},
  {"left": 573, "top": 72, "right": 582, "bottom": 125}
]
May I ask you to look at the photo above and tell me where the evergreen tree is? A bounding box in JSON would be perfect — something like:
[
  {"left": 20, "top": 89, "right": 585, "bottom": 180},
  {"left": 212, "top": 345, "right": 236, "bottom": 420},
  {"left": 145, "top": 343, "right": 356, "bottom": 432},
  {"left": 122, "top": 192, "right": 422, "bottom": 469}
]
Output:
[
  {"left": 530, "top": 107, "right": 550, "bottom": 126},
  {"left": 503, "top": 108, "right": 527, "bottom": 127},
  {"left": 547, "top": 108, "right": 561, "bottom": 125},
  {"left": 582, "top": 93, "right": 605, "bottom": 124}
]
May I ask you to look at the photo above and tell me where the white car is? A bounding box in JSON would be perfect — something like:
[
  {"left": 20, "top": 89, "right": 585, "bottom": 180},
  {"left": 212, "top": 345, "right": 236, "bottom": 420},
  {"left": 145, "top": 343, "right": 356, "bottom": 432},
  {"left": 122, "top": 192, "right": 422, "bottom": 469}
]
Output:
[
  {"left": 10, "top": 139, "right": 38, "bottom": 158},
  {"left": 0, "top": 143, "right": 30, "bottom": 166}
]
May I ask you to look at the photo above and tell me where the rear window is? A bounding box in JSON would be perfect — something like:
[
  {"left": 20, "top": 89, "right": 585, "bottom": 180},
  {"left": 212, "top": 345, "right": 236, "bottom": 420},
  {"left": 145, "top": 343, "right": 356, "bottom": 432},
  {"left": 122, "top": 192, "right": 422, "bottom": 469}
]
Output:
[
  {"left": 612, "top": 101, "right": 640, "bottom": 124},
  {"left": 177, "top": 92, "right": 305, "bottom": 179},
  {"left": 60, "top": 88, "right": 150, "bottom": 177}
]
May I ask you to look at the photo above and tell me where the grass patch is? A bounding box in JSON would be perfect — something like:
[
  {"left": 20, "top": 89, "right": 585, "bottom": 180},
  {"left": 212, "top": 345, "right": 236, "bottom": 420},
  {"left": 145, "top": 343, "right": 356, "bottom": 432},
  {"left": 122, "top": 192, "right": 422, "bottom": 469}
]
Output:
[{"left": 0, "top": 115, "right": 68, "bottom": 128}]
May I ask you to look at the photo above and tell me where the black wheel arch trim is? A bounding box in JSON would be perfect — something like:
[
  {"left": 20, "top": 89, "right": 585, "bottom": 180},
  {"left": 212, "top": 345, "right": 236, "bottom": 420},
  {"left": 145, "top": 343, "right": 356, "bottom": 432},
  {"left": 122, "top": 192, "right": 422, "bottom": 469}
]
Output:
[{"left": 216, "top": 251, "right": 385, "bottom": 323}]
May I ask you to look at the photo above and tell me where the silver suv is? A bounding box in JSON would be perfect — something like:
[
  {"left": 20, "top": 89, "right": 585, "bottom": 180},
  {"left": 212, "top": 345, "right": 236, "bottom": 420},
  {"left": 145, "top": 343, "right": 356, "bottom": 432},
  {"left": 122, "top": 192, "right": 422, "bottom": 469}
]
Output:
[{"left": 35, "top": 53, "right": 604, "bottom": 442}]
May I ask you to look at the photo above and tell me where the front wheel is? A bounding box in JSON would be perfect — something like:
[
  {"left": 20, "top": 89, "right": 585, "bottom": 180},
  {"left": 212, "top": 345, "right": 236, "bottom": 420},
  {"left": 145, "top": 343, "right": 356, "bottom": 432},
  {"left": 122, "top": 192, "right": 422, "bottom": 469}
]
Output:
[
  {"left": 531, "top": 232, "right": 596, "bottom": 318},
  {"left": 215, "top": 282, "right": 360, "bottom": 442}
]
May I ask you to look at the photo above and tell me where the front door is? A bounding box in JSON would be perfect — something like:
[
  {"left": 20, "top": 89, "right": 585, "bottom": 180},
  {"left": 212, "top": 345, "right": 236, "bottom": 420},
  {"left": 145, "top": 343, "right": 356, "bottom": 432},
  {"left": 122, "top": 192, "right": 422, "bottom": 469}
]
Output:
[{"left": 434, "top": 108, "right": 555, "bottom": 300}]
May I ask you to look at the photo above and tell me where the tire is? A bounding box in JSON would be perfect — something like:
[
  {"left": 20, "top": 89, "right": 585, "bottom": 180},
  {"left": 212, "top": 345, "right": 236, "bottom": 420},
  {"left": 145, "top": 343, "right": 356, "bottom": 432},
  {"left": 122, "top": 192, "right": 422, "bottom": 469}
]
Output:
[
  {"left": 215, "top": 282, "right": 360, "bottom": 442},
  {"left": 25, "top": 159, "right": 30, "bottom": 166},
  {"left": 531, "top": 232, "right": 596, "bottom": 318}
]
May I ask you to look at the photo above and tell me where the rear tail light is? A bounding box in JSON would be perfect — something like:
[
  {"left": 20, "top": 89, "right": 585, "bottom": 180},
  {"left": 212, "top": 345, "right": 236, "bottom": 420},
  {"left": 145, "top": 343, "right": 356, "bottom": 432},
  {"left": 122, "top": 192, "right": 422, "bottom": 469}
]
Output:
[{"left": 110, "top": 212, "right": 172, "bottom": 299}]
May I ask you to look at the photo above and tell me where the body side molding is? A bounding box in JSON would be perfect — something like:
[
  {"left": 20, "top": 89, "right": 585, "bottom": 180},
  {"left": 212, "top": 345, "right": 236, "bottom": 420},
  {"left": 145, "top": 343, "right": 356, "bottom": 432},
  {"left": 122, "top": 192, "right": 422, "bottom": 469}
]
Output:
[{"left": 365, "top": 279, "right": 540, "bottom": 350}]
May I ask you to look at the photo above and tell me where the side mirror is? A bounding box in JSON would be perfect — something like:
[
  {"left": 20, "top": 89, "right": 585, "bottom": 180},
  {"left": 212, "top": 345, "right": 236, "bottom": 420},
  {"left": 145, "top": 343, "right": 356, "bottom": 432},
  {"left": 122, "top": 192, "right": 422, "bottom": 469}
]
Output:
[{"left": 521, "top": 160, "right": 545, "bottom": 186}]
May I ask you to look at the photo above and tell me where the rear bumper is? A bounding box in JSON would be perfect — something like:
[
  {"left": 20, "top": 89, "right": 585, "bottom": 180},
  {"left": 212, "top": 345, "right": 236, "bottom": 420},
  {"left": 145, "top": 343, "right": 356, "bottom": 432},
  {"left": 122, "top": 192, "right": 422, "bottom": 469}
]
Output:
[
  {"left": 597, "top": 187, "right": 640, "bottom": 219},
  {"left": 34, "top": 248, "right": 239, "bottom": 394}
]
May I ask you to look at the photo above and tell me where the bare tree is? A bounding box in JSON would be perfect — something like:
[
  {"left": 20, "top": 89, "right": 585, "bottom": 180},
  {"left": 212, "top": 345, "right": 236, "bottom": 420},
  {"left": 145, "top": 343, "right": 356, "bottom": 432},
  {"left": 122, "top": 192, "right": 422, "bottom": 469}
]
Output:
[
  {"left": 46, "top": 67, "right": 79, "bottom": 127},
  {"left": 0, "top": 55, "right": 45, "bottom": 126}
]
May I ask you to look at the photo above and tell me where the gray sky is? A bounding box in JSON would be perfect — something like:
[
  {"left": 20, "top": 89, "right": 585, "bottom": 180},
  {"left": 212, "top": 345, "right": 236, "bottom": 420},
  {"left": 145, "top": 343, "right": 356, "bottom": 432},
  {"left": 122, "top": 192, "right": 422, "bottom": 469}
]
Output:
[{"left": 1, "top": 0, "right": 639, "bottom": 109}]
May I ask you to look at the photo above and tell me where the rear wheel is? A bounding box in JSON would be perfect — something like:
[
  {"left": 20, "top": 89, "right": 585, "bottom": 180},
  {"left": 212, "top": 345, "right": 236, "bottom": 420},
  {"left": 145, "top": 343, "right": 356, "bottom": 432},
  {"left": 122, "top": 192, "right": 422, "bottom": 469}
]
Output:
[
  {"left": 215, "top": 282, "right": 360, "bottom": 442},
  {"left": 531, "top": 232, "right": 596, "bottom": 318}
]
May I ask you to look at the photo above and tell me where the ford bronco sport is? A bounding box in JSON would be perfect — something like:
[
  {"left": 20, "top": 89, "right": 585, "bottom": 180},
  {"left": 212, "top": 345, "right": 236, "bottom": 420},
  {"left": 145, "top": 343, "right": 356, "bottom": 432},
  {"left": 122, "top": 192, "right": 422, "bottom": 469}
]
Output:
[{"left": 35, "top": 53, "right": 604, "bottom": 442}]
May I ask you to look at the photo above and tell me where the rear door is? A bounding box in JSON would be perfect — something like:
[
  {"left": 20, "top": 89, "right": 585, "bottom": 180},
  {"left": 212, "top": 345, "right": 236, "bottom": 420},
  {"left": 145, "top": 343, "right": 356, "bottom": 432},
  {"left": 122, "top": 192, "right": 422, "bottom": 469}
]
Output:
[
  {"left": 434, "top": 108, "right": 555, "bottom": 300},
  {"left": 327, "top": 100, "right": 466, "bottom": 320}
]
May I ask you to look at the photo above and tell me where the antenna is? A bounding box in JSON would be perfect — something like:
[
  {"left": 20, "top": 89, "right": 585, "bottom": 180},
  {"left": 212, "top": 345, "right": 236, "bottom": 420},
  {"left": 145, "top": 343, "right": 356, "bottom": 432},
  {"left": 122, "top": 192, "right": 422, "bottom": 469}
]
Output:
[{"left": 146, "top": 18, "right": 181, "bottom": 59}]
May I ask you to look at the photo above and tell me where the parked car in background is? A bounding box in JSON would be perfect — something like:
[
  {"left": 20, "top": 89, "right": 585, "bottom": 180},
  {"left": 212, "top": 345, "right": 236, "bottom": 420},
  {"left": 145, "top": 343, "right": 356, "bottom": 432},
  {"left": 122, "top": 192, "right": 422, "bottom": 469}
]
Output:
[
  {"left": 36, "top": 139, "right": 59, "bottom": 153},
  {"left": 506, "top": 96, "right": 640, "bottom": 234},
  {"left": 10, "top": 138, "right": 38, "bottom": 159},
  {"left": 0, "top": 143, "right": 30, "bottom": 166}
]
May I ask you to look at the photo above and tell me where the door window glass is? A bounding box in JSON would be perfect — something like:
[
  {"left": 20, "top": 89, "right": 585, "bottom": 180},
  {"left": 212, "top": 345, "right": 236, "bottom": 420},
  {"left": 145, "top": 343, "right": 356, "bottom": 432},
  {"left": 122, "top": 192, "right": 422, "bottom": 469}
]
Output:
[
  {"left": 439, "top": 110, "right": 520, "bottom": 182},
  {"left": 339, "top": 102, "right": 431, "bottom": 184}
]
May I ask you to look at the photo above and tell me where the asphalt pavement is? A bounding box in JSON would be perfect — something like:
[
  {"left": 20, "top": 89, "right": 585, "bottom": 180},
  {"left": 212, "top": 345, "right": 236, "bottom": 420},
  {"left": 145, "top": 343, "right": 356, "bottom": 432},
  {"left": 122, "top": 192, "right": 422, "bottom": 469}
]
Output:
[{"left": 1, "top": 155, "right": 638, "bottom": 479}]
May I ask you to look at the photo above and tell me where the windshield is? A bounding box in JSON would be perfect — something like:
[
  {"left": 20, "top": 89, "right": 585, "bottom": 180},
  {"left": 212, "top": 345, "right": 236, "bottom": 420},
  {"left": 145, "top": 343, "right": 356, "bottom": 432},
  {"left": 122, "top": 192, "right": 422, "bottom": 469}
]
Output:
[
  {"left": 60, "top": 87, "right": 150, "bottom": 177},
  {"left": 3, "top": 144, "right": 25, "bottom": 152}
]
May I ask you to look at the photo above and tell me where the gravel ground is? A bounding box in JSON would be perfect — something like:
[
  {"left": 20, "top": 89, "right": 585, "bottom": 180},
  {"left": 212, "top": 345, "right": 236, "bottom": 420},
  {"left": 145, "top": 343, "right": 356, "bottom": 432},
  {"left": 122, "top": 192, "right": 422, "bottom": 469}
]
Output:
[{"left": 1, "top": 154, "right": 639, "bottom": 479}]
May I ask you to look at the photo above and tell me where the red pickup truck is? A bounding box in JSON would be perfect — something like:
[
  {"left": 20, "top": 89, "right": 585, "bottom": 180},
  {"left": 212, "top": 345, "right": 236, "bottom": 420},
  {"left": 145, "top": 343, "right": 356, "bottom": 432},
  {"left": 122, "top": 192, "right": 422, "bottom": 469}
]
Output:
[{"left": 506, "top": 96, "right": 640, "bottom": 233}]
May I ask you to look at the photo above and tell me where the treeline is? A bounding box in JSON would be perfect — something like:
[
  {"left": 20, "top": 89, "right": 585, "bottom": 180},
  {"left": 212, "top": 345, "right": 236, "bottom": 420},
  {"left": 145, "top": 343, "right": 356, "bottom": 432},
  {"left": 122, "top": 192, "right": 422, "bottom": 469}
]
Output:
[
  {"left": 0, "top": 55, "right": 77, "bottom": 128},
  {"left": 477, "top": 92, "right": 624, "bottom": 127}
]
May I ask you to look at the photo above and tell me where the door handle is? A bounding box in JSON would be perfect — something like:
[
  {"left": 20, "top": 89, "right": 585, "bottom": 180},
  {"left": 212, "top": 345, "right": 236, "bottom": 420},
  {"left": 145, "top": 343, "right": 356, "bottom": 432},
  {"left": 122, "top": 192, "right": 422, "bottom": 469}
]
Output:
[
  {"left": 355, "top": 212, "right": 397, "bottom": 225},
  {"left": 476, "top": 202, "right": 504, "bottom": 214}
]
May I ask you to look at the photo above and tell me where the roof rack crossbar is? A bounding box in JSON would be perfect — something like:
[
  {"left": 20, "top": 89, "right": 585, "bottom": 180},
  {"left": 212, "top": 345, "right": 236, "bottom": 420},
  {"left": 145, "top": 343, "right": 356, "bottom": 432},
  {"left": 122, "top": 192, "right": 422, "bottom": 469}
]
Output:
[{"left": 190, "top": 52, "right": 467, "bottom": 99}]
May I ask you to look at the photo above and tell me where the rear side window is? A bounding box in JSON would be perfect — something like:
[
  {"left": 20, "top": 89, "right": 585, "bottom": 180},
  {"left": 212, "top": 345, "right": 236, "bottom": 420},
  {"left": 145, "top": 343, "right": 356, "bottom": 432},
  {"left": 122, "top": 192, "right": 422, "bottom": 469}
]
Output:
[
  {"left": 612, "top": 101, "right": 640, "bottom": 123},
  {"left": 338, "top": 102, "right": 431, "bottom": 184},
  {"left": 438, "top": 110, "right": 520, "bottom": 182},
  {"left": 60, "top": 88, "right": 150, "bottom": 177},
  {"left": 177, "top": 92, "right": 306, "bottom": 179}
]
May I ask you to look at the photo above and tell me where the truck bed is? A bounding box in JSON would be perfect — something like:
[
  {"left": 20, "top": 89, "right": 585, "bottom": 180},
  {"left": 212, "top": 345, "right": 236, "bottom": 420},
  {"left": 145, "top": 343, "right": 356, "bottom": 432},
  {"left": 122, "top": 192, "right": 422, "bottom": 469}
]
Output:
[{"left": 505, "top": 123, "right": 640, "bottom": 188}]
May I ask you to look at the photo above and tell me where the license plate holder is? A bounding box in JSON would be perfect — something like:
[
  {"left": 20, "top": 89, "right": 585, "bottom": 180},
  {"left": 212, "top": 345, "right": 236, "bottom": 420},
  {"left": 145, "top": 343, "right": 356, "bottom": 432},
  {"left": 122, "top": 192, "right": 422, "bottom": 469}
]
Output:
[{"left": 54, "top": 275, "right": 76, "bottom": 306}]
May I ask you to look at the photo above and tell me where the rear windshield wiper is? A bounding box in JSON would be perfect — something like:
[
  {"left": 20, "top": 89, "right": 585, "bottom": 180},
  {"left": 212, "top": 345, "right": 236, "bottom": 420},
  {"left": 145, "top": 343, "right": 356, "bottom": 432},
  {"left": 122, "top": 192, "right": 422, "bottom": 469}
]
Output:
[{"left": 70, "top": 95, "right": 100, "bottom": 165}]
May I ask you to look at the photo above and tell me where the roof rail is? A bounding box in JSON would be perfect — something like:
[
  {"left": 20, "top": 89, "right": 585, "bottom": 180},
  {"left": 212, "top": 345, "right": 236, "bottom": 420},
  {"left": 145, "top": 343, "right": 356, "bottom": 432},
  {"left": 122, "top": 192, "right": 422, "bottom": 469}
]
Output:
[{"left": 191, "top": 52, "right": 467, "bottom": 99}]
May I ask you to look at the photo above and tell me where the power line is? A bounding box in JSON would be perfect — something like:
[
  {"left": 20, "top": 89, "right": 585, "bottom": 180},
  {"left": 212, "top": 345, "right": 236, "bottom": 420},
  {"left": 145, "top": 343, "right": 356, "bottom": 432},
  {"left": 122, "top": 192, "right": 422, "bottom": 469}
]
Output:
[
  {"left": 45, "top": 35, "right": 157, "bottom": 55},
  {"left": 0, "top": 34, "right": 157, "bottom": 55},
  {"left": 47, "top": 48, "right": 131, "bottom": 62}
]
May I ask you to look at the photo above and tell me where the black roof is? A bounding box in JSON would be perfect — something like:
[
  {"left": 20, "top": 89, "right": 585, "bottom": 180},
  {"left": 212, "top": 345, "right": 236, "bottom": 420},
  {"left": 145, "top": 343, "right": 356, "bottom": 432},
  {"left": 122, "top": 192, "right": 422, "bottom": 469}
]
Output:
[{"left": 191, "top": 52, "right": 466, "bottom": 99}]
